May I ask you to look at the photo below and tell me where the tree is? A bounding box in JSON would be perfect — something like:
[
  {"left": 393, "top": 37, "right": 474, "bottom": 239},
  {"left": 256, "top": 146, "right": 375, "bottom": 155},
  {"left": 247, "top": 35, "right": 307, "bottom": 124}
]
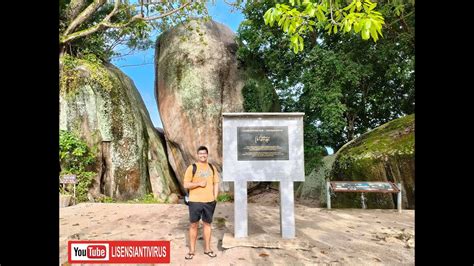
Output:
[
  {"left": 263, "top": 0, "right": 386, "bottom": 53},
  {"left": 59, "top": 0, "right": 209, "bottom": 60},
  {"left": 237, "top": 0, "right": 414, "bottom": 168}
]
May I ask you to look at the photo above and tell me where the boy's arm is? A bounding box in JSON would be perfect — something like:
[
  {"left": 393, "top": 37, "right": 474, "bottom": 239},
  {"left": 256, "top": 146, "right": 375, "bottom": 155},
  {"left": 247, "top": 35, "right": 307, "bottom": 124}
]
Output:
[
  {"left": 213, "top": 182, "right": 219, "bottom": 201},
  {"left": 184, "top": 180, "right": 206, "bottom": 189},
  {"left": 213, "top": 166, "right": 219, "bottom": 201},
  {"left": 183, "top": 166, "right": 206, "bottom": 189}
]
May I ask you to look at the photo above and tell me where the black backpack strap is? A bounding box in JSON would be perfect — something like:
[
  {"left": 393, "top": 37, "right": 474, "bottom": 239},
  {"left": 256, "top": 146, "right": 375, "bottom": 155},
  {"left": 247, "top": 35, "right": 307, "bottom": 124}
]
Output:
[
  {"left": 208, "top": 163, "right": 215, "bottom": 176},
  {"left": 192, "top": 163, "right": 197, "bottom": 177},
  {"left": 193, "top": 163, "right": 214, "bottom": 176},
  {"left": 186, "top": 163, "right": 198, "bottom": 196},
  {"left": 189, "top": 163, "right": 214, "bottom": 192}
]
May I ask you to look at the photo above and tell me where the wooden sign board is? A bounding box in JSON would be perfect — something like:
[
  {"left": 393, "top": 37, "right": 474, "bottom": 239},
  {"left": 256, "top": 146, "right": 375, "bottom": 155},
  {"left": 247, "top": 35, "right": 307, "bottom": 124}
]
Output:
[{"left": 60, "top": 174, "right": 77, "bottom": 184}]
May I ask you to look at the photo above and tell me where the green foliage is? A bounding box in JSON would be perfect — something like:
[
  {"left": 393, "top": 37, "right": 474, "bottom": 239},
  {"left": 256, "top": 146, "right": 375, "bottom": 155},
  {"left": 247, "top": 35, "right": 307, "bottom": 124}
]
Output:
[
  {"left": 60, "top": 54, "right": 118, "bottom": 96},
  {"left": 237, "top": 0, "right": 414, "bottom": 158},
  {"left": 60, "top": 3, "right": 123, "bottom": 60},
  {"left": 60, "top": 1, "right": 210, "bottom": 61},
  {"left": 141, "top": 193, "right": 161, "bottom": 203},
  {"left": 59, "top": 184, "right": 69, "bottom": 195},
  {"left": 59, "top": 54, "right": 81, "bottom": 95},
  {"left": 303, "top": 125, "right": 328, "bottom": 173},
  {"left": 263, "top": 0, "right": 385, "bottom": 53},
  {"left": 60, "top": 130, "right": 95, "bottom": 172},
  {"left": 97, "top": 193, "right": 164, "bottom": 203},
  {"left": 242, "top": 71, "right": 280, "bottom": 112},
  {"left": 75, "top": 171, "right": 95, "bottom": 202},
  {"left": 59, "top": 130, "right": 97, "bottom": 202},
  {"left": 99, "top": 196, "right": 116, "bottom": 203},
  {"left": 126, "top": 193, "right": 163, "bottom": 204},
  {"left": 217, "top": 193, "right": 233, "bottom": 202}
]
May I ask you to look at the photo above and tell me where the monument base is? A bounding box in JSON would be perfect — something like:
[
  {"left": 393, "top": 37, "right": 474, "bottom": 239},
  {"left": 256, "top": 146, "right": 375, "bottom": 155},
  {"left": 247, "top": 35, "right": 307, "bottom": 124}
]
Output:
[{"left": 222, "top": 232, "right": 313, "bottom": 251}]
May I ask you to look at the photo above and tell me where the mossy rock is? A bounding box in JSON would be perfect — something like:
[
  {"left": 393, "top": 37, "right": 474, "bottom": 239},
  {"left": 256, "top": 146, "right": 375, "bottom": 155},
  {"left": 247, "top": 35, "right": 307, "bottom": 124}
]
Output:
[
  {"left": 330, "top": 114, "right": 415, "bottom": 209},
  {"left": 60, "top": 55, "right": 178, "bottom": 201},
  {"left": 295, "top": 154, "right": 336, "bottom": 206}
]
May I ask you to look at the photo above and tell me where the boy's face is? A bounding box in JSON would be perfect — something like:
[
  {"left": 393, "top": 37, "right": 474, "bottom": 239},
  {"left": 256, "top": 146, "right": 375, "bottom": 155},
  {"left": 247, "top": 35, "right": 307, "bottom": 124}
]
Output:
[{"left": 197, "top": 150, "right": 208, "bottom": 163}]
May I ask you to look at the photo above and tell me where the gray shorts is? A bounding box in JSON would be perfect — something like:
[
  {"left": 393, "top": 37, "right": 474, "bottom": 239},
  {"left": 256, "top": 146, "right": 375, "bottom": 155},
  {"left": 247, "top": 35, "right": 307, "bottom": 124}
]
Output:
[{"left": 188, "top": 201, "right": 217, "bottom": 224}]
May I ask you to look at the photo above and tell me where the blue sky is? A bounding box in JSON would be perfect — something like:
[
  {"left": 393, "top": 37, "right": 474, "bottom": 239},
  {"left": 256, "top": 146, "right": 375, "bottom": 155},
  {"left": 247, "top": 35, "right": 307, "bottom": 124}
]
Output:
[{"left": 111, "top": 1, "right": 244, "bottom": 129}]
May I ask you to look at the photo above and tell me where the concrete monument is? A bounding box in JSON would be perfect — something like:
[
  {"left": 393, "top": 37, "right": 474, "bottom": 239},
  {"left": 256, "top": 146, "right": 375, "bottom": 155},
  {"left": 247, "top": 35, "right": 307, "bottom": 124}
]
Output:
[{"left": 222, "top": 113, "right": 305, "bottom": 239}]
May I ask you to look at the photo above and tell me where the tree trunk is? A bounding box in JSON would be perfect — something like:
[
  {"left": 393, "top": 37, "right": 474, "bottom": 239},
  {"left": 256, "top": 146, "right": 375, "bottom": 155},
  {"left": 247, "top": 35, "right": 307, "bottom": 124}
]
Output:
[
  {"left": 63, "top": 0, "right": 107, "bottom": 37},
  {"left": 59, "top": 43, "right": 67, "bottom": 57},
  {"left": 346, "top": 113, "right": 356, "bottom": 141}
]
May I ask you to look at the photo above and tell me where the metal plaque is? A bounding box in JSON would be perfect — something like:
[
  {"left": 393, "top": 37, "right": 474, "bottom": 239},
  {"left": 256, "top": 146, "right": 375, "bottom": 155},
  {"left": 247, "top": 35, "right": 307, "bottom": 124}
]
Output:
[{"left": 237, "top": 126, "right": 289, "bottom": 160}]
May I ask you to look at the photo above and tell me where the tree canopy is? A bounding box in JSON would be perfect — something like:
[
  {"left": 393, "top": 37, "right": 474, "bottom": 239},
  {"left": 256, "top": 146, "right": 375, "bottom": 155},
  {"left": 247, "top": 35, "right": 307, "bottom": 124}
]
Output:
[
  {"left": 59, "top": 0, "right": 209, "bottom": 61},
  {"left": 237, "top": 0, "right": 414, "bottom": 171},
  {"left": 263, "top": 0, "right": 386, "bottom": 53}
]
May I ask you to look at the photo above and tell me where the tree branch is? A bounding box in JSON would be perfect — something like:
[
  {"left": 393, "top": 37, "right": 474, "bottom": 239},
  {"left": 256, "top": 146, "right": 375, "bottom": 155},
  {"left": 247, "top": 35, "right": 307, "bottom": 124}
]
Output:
[
  {"left": 223, "top": 0, "right": 243, "bottom": 11},
  {"left": 117, "top": 62, "right": 154, "bottom": 67},
  {"left": 61, "top": 0, "right": 193, "bottom": 44},
  {"left": 104, "top": 33, "right": 129, "bottom": 54},
  {"left": 387, "top": 11, "right": 414, "bottom": 28},
  {"left": 103, "top": 0, "right": 122, "bottom": 24},
  {"left": 399, "top": 11, "right": 414, "bottom": 34},
  {"left": 64, "top": 0, "right": 107, "bottom": 36},
  {"left": 141, "top": 1, "right": 192, "bottom": 21},
  {"left": 65, "top": 0, "right": 88, "bottom": 22},
  {"left": 61, "top": 23, "right": 106, "bottom": 44}
]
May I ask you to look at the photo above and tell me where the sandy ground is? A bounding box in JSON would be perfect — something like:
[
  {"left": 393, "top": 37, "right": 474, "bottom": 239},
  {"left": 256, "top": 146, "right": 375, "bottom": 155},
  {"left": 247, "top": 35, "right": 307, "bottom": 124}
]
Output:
[{"left": 59, "top": 195, "right": 414, "bottom": 265}]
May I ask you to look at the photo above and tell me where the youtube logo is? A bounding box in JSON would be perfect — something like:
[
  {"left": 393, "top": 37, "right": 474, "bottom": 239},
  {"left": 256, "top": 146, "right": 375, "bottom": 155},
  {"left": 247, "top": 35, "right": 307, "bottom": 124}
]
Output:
[
  {"left": 68, "top": 240, "right": 170, "bottom": 263},
  {"left": 70, "top": 243, "right": 110, "bottom": 262}
]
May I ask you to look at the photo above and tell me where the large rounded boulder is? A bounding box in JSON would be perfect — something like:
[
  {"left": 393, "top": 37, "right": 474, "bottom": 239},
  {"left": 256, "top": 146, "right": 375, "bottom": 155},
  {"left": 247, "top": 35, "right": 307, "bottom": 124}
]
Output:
[
  {"left": 155, "top": 19, "right": 245, "bottom": 185},
  {"left": 60, "top": 56, "right": 179, "bottom": 201},
  {"left": 330, "top": 114, "right": 415, "bottom": 209}
]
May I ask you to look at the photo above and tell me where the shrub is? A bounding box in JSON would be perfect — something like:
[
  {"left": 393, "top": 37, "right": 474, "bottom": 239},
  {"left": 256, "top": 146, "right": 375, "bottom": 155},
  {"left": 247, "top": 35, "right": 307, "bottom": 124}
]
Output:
[{"left": 59, "top": 130, "right": 97, "bottom": 202}]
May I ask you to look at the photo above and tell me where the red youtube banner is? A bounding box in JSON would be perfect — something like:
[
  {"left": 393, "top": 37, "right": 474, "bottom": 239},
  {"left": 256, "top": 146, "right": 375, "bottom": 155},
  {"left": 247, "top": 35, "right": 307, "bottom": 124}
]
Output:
[{"left": 68, "top": 240, "right": 170, "bottom": 263}]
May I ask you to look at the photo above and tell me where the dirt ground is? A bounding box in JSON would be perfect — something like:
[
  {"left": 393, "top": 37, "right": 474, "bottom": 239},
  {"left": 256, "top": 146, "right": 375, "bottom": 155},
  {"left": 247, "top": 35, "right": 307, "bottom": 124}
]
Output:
[{"left": 60, "top": 192, "right": 414, "bottom": 265}]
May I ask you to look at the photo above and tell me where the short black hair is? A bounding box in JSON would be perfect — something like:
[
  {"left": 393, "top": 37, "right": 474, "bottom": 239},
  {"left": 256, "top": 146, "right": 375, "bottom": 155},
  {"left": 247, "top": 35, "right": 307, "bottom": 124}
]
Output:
[{"left": 197, "top": 146, "right": 208, "bottom": 153}]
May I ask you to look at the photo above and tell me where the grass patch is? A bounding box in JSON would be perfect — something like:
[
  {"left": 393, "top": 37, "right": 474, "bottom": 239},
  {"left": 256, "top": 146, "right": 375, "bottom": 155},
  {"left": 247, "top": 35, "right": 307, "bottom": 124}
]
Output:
[
  {"left": 217, "top": 193, "right": 233, "bottom": 202},
  {"left": 126, "top": 193, "right": 164, "bottom": 204}
]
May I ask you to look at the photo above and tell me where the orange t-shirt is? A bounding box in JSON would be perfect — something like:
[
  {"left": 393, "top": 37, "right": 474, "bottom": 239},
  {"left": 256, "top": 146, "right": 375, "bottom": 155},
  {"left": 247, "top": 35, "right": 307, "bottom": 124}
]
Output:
[{"left": 183, "top": 163, "right": 219, "bottom": 203}]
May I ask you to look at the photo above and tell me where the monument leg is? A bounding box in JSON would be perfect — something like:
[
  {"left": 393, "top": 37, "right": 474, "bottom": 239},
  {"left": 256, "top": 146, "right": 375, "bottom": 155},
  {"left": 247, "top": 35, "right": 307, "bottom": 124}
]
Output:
[
  {"left": 234, "top": 180, "right": 248, "bottom": 238},
  {"left": 397, "top": 183, "right": 402, "bottom": 213},
  {"left": 280, "top": 179, "right": 295, "bottom": 239}
]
